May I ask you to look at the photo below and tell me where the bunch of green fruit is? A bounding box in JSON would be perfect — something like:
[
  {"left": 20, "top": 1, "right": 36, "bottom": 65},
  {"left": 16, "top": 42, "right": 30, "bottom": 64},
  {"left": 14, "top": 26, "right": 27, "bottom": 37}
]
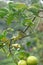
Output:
[{"left": 18, "top": 56, "right": 38, "bottom": 65}]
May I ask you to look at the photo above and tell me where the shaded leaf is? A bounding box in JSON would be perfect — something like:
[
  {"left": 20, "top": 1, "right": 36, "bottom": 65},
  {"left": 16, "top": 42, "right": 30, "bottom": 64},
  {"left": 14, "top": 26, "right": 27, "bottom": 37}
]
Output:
[
  {"left": 0, "top": 8, "right": 8, "bottom": 18},
  {"left": 28, "top": 6, "right": 39, "bottom": 16},
  {"left": 26, "top": 42, "right": 31, "bottom": 47},
  {"left": 6, "top": 12, "right": 14, "bottom": 25},
  {"left": 18, "top": 50, "right": 30, "bottom": 59}
]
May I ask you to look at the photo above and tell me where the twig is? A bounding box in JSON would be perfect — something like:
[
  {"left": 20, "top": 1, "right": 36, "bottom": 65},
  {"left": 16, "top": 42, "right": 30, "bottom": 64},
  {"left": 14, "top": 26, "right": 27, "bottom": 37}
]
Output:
[
  {"left": 38, "top": 9, "right": 43, "bottom": 18},
  {"left": 23, "top": 16, "right": 36, "bottom": 32},
  {"left": 39, "top": 9, "right": 43, "bottom": 12},
  {"left": 38, "top": 15, "right": 43, "bottom": 18},
  {"left": 9, "top": 39, "right": 17, "bottom": 63},
  {"left": 17, "top": 34, "right": 30, "bottom": 41}
]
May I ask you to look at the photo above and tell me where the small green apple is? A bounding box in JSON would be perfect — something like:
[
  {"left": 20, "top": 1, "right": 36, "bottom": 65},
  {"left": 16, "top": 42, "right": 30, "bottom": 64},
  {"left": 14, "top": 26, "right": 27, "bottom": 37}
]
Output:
[
  {"left": 18, "top": 60, "right": 27, "bottom": 65},
  {"left": 27, "top": 56, "right": 38, "bottom": 65}
]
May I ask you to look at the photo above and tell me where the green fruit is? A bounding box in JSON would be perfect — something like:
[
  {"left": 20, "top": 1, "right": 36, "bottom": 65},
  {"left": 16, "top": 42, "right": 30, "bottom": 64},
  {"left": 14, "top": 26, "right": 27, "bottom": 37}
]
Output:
[
  {"left": 27, "top": 56, "right": 38, "bottom": 65},
  {"left": 18, "top": 60, "right": 27, "bottom": 65}
]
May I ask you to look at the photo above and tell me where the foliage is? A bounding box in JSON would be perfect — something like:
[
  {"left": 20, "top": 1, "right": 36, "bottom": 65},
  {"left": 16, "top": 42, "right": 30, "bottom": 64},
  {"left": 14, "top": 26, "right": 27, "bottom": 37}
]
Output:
[
  {"left": 31, "top": 0, "right": 39, "bottom": 4},
  {"left": 30, "top": 35, "right": 43, "bottom": 65},
  {"left": 0, "top": 1, "right": 43, "bottom": 65}
]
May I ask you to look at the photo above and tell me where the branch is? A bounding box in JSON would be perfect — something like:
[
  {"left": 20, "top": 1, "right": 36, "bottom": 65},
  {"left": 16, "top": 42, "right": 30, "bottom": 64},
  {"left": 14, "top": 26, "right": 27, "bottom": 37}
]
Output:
[
  {"left": 12, "top": 9, "right": 43, "bottom": 34},
  {"left": 38, "top": 9, "right": 43, "bottom": 18},
  {"left": 23, "top": 26, "right": 29, "bottom": 32},
  {"left": 38, "top": 15, "right": 43, "bottom": 18},
  {"left": 17, "top": 34, "right": 30, "bottom": 41},
  {"left": 32, "top": 16, "right": 36, "bottom": 22},
  {"left": 7, "top": 34, "right": 30, "bottom": 44},
  {"left": 9, "top": 39, "right": 18, "bottom": 63},
  {"left": 8, "top": 34, "right": 30, "bottom": 62},
  {"left": 39, "top": 9, "right": 43, "bottom": 12},
  {"left": 24, "top": 16, "right": 36, "bottom": 32}
]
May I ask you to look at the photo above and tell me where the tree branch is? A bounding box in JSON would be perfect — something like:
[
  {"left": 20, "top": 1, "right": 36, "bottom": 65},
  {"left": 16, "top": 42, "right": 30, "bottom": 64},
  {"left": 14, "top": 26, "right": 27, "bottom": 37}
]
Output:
[
  {"left": 23, "top": 16, "right": 36, "bottom": 32},
  {"left": 38, "top": 15, "right": 43, "bottom": 18},
  {"left": 38, "top": 9, "right": 43, "bottom": 18}
]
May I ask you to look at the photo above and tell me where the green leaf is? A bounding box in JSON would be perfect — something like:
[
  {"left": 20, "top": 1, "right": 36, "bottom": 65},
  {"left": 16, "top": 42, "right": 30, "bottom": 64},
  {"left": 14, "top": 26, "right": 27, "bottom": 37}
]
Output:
[
  {"left": 0, "top": 34, "right": 4, "bottom": 39},
  {"left": 2, "top": 30, "right": 7, "bottom": 37},
  {"left": 28, "top": 6, "right": 39, "bottom": 16},
  {"left": 26, "top": 42, "right": 31, "bottom": 47},
  {"left": 33, "top": 3, "right": 41, "bottom": 9},
  {"left": 8, "top": 2, "right": 27, "bottom": 10},
  {"left": 14, "top": 3, "right": 27, "bottom": 10},
  {"left": 6, "top": 12, "right": 14, "bottom": 25},
  {"left": 18, "top": 50, "right": 30, "bottom": 59},
  {"left": 0, "top": 30, "right": 7, "bottom": 40},
  {"left": 0, "top": 44, "right": 3, "bottom": 48},
  {"left": 31, "top": 0, "right": 39, "bottom": 4},
  {"left": 0, "top": 8, "right": 8, "bottom": 18},
  {"left": 0, "top": 42, "right": 4, "bottom": 48},
  {"left": 23, "top": 19, "right": 33, "bottom": 26},
  {"left": 7, "top": 28, "right": 14, "bottom": 32}
]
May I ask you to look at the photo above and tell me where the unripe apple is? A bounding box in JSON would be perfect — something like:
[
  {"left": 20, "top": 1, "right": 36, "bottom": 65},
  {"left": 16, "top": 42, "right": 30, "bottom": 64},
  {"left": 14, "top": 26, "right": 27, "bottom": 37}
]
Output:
[
  {"left": 18, "top": 60, "right": 27, "bottom": 65},
  {"left": 27, "top": 56, "right": 38, "bottom": 65}
]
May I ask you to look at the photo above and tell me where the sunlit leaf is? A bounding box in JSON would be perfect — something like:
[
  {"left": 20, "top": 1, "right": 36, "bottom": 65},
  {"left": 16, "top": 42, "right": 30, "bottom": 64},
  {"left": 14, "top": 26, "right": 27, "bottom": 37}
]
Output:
[
  {"left": 14, "top": 3, "right": 27, "bottom": 10},
  {"left": 23, "top": 19, "right": 33, "bottom": 26},
  {"left": 8, "top": 2, "right": 27, "bottom": 10},
  {"left": 0, "top": 34, "right": 4, "bottom": 39},
  {"left": 2, "top": 30, "right": 7, "bottom": 36}
]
